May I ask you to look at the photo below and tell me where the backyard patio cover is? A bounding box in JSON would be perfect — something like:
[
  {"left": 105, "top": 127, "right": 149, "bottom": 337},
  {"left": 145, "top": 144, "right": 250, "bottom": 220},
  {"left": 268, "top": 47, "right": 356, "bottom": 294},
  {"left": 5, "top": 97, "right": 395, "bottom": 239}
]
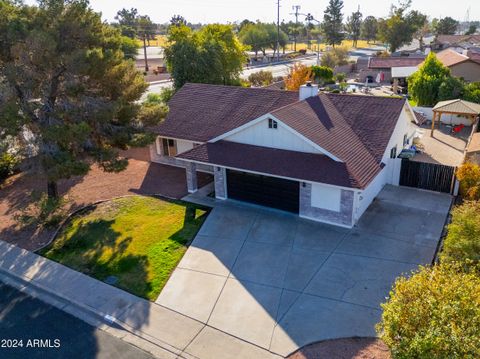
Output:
[{"left": 431, "top": 99, "right": 480, "bottom": 136}]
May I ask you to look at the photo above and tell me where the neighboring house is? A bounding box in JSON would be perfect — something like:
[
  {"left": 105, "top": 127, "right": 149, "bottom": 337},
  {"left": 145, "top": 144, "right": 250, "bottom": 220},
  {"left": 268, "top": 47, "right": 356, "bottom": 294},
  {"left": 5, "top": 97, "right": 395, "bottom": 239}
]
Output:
[
  {"left": 149, "top": 83, "right": 417, "bottom": 228},
  {"left": 434, "top": 49, "right": 480, "bottom": 82},
  {"left": 431, "top": 34, "right": 480, "bottom": 52},
  {"left": 466, "top": 133, "right": 480, "bottom": 164},
  {"left": 363, "top": 56, "right": 426, "bottom": 83}
]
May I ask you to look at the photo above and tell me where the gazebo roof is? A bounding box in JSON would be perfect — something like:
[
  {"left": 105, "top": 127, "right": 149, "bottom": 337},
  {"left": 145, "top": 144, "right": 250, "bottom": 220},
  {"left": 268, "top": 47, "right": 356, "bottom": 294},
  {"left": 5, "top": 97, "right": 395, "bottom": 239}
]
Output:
[{"left": 433, "top": 99, "right": 480, "bottom": 115}]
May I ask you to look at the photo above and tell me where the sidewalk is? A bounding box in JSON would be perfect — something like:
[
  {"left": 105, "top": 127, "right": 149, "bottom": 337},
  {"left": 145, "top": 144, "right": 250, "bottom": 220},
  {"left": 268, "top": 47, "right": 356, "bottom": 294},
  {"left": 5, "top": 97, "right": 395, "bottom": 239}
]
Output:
[{"left": 0, "top": 240, "right": 281, "bottom": 359}]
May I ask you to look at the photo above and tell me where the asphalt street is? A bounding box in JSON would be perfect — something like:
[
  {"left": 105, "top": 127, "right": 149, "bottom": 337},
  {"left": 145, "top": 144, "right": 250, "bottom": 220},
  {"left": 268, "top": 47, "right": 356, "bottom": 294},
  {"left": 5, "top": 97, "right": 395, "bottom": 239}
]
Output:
[{"left": 0, "top": 282, "right": 154, "bottom": 359}]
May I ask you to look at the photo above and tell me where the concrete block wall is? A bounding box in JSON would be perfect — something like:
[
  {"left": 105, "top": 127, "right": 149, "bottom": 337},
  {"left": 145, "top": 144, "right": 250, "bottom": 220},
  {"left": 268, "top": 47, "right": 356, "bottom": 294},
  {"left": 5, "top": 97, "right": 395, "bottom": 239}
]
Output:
[
  {"left": 214, "top": 167, "right": 227, "bottom": 199},
  {"left": 299, "top": 183, "right": 354, "bottom": 227}
]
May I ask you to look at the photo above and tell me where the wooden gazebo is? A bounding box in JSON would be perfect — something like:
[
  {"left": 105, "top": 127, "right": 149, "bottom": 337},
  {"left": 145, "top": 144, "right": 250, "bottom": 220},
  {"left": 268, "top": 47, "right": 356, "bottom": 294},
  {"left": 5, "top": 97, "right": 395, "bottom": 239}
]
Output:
[{"left": 431, "top": 99, "right": 480, "bottom": 137}]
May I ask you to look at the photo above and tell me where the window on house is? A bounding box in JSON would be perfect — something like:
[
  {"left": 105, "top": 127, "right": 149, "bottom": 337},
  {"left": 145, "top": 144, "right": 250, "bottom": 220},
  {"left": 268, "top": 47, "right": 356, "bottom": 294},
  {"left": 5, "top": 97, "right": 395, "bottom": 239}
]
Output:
[
  {"left": 390, "top": 146, "right": 397, "bottom": 159},
  {"left": 268, "top": 118, "right": 278, "bottom": 129},
  {"left": 403, "top": 134, "right": 409, "bottom": 147},
  {"left": 162, "top": 138, "right": 177, "bottom": 156}
]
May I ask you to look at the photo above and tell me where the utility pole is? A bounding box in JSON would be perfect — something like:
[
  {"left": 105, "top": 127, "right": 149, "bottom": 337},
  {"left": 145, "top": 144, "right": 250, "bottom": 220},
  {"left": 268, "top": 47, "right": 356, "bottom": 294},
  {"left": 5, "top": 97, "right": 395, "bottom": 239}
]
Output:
[
  {"left": 291, "top": 5, "right": 301, "bottom": 52},
  {"left": 143, "top": 31, "right": 149, "bottom": 72},
  {"left": 276, "top": 0, "right": 281, "bottom": 62}
]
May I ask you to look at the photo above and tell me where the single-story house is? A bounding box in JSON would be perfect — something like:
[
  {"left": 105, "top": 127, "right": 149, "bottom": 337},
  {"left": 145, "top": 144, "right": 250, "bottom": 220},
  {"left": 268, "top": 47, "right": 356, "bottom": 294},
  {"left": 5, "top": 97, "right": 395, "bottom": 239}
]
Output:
[
  {"left": 434, "top": 49, "right": 480, "bottom": 82},
  {"left": 431, "top": 34, "right": 480, "bottom": 52},
  {"left": 363, "top": 56, "right": 426, "bottom": 83},
  {"left": 149, "top": 83, "right": 417, "bottom": 228}
]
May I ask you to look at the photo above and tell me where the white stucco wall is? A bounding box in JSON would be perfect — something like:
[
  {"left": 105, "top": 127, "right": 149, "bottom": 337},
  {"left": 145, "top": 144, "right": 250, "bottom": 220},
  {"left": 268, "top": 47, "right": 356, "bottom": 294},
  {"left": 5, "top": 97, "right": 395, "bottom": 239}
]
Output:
[
  {"left": 224, "top": 118, "right": 321, "bottom": 154},
  {"left": 414, "top": 106, "right": 473, "bottom": 126},
  {"left": 176, "top": 139, "right": 195, "bottom": 154},
  {"left": 382, "top": 105, "right": 417, "bottom": 184},
  {"left": 353, "top": 105, "right": 416, "bottom": 222},
  {"left": 311, "top": 183, "right": 342, "bottom": 212}
]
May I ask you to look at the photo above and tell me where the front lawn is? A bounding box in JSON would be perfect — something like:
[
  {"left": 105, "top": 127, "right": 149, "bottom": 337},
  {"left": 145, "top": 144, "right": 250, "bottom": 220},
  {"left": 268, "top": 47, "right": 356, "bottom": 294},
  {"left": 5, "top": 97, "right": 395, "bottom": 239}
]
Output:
[{"left": 40, "top": 196, "right": 208, "bottom": 300}]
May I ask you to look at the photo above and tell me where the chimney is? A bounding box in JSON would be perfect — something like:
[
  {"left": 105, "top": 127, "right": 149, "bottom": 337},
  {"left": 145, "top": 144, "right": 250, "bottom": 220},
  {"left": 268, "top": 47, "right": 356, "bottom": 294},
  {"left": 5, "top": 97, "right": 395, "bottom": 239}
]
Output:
[{"left": 299, "top": 81, "right": 319, "bottom": 101}]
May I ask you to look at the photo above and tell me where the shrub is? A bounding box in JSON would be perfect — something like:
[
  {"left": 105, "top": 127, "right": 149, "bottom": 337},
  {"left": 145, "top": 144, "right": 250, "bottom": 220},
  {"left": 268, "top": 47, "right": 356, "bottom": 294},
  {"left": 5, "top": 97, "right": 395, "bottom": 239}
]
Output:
[
  {"left": 0, "top": 152, "right": 19, "bottom": 181},
  {"left": 456, "top": 163, "right": 480, "bottom": 200},
  {"left": 320, "top": 47, "right": 349, "bottom": 68},
  {"left": 311, "top": 66, "right": 334, "bottom": 85},
  {"left": 438, "top": 76, "right": 465, "bottom": 101},
  {"left": 284, "top": 63, "right": 312, "bottom": 91},
  {"left": 377, "top": 263, "right": 480, "bottom": 359},
  {"left": 441, "top": 201, "right": 480, "bottom": 268},
  {"left": 463, "top": 82, "right": 480, "bottom": 104},
  {"left": 248, "top": 70, "right": 274, "bottom": 87},
  {"left": 335, "top": 72, "right": 346, "bottom": 83}
]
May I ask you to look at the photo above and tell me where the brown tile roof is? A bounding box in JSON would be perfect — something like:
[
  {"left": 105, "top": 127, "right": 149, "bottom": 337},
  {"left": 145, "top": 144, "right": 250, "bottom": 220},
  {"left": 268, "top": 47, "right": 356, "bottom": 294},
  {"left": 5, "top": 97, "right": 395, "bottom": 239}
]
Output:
[
  {"left": 435, "top": 49, "right": 470, "bottom": 67},
  {"left": 468, "top": 52, "right": 480, "bottom": 64},
  {"left": 368, "top": 56, "right": 425, "bottom": 69},
  {"left": 270, "top": 93, "right": 405, "bottom": 188},
  {"left": 177, "top": 141, "right": 360, "bottom": 188},
  {"left": 151, "top": 83, "right": 298, "bottom": 142},
  {"left": 435, "top": 35, "right": 480, "bottom": 46},
  {"left": 467, "top": 133, "right": 480, "bottom": 154}
]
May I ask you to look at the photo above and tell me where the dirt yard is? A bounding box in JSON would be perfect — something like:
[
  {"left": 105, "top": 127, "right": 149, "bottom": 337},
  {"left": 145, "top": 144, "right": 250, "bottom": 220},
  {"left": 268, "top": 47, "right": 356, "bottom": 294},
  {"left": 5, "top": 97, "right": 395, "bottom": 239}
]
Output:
[{"left": 0, "top": 160, "right": 212, "bottom": 251}]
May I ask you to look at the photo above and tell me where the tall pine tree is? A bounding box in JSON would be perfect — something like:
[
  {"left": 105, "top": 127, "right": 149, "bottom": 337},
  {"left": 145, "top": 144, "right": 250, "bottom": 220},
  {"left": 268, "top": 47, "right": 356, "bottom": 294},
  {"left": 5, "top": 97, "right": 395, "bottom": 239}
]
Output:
[
  {"left": 322, "top": 0, "right": 345, "bottom": 47},
  {"left": 346, "top": 7, "right": 363, "bottom": 48}
]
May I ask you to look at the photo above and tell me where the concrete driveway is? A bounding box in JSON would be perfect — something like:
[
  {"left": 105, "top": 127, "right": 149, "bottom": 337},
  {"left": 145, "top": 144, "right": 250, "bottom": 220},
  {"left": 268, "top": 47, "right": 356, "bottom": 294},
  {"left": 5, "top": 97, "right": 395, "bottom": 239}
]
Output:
[{"left": 156, "top": 185, "right": 452, "bottom": 357}]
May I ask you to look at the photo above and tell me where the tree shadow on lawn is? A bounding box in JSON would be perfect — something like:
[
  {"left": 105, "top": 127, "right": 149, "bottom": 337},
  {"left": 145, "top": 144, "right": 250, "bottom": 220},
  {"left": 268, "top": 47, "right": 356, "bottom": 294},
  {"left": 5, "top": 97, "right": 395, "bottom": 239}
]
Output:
[
  {"left": 41, "top": 199, "right": 210, "bottom": 300},
  {"left": 41, "top": 217, "right": 153, "bottom": 300}
]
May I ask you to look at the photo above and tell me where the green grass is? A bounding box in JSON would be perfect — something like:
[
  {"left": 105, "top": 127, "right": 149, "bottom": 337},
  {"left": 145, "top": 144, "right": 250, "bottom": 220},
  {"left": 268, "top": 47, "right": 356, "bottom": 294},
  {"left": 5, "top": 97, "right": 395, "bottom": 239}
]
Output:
[{"left": 40, "top": 196, "right": 208, "bottom": 300}]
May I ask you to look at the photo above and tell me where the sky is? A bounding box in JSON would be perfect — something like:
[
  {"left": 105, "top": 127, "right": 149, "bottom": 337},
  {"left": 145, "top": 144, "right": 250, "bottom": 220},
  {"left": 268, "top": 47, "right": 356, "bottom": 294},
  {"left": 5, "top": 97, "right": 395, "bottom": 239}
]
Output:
[{"left": 25, "top": 0, "right": 479, "bottom": 24}]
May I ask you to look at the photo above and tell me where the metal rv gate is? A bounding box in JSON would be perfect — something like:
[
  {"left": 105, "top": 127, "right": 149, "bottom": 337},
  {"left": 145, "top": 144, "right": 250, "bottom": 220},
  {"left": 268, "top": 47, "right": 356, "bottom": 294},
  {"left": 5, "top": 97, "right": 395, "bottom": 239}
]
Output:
[{"left": 399, "top": 159, "right": 456, "bottom": 194}]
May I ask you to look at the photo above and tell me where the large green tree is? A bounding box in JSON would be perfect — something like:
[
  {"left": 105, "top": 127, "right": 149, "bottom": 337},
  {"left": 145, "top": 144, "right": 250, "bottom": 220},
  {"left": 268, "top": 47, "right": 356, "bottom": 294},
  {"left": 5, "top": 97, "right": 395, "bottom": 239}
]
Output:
[
  {"left": 322, "top": 0, "right": 344, "bottom": 47},
  {"left": 165, "top": 24, "right": 246, "bottom": 89},
  {"left": 377, "top": 1, "right": 425, "bottom": 52},
  {"left": 408, "top": 52, "right": 451, "bottom": 106},
  {"left": 361, "top": 16, "right": 378, "bottom": 43},
  {"left": 346, "top": 8, "right": 363, "bottom": 48},
  {"left": 435, "top": 16, "right": 459, "bottom": 35},
  {"left": 0, "top": 0, "right": 157, "bottom": 198}
]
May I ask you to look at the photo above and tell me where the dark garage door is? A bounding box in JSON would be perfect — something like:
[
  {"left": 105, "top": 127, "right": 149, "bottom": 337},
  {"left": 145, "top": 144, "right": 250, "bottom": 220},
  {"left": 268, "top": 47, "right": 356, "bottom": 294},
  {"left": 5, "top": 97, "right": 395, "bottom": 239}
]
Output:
[{"left": 226, "top": 170, "right": 300, "bottom": 213}]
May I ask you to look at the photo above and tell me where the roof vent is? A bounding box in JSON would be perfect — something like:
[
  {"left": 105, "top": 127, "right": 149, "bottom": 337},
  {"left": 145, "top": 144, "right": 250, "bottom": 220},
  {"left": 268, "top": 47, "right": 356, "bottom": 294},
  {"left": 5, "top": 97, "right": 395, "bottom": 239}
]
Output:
[{"left": 299, "top": 82, "right": 319, "bottom": 101}]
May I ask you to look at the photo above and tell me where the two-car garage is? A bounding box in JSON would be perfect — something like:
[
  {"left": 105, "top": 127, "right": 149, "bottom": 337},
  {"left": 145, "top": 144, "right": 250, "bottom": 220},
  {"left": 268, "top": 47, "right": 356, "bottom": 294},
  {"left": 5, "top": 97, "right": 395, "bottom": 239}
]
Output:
[{"left": 226, "top": 170, "right": 300, "bottom": 213}]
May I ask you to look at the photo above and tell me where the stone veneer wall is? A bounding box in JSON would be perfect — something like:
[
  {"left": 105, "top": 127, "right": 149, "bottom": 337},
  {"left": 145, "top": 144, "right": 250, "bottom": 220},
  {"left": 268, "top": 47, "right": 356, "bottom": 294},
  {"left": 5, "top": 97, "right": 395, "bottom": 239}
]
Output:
[
  {"left": 299, "top": 183, "right": 354, "bottom": 227},
  {"left": 185, "top": 162, "right": 198, "bottom": 193},
  {"left": 214, "top": 167, "right": 227, "bottom": 199}
]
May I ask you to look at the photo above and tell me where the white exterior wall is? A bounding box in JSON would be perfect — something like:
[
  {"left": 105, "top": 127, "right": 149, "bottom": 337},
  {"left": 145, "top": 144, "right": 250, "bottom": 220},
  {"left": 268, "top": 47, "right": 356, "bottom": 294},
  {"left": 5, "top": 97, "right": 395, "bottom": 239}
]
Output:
[
  {"left": 414, "top": 106, "right": 473, "bottom": 126},
  {"left": 354, "top": 168, "right": 387, "bottom": 221},
  {"left": 311, "top": 183, "right": 342, "bottom": 212},
  {"left": 224, "top": 118, "right": 321, "bottom": 154},
  {"left": 382, "top": 105, "right": 417, "bottom": 184},
  {"left": 354, "top": 105, "right": 416, "bottom": 222},
  {"left": 176, "top": 139, "right": 195, "bottom": 154}
]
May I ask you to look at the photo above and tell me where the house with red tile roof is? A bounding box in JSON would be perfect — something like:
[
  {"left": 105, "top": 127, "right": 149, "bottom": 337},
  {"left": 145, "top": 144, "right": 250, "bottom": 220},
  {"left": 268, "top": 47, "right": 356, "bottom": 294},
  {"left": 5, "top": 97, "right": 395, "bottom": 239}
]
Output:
[
  {"left": 433, "top": 49, "right": 480, "bottom": 82},
  {"left": 149, "top": 83, "right": 417, "bottom": 227}
]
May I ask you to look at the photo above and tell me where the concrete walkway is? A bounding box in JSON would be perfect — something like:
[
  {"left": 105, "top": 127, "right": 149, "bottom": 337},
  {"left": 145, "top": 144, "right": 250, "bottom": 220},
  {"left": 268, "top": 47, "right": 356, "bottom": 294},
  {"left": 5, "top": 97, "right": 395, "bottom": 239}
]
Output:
[
  {"left": 0, "top": 241, "right": 280, "bottom": 359},
  {"left": 156, "top": 185, "right": 452, "bottom": 357}
]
